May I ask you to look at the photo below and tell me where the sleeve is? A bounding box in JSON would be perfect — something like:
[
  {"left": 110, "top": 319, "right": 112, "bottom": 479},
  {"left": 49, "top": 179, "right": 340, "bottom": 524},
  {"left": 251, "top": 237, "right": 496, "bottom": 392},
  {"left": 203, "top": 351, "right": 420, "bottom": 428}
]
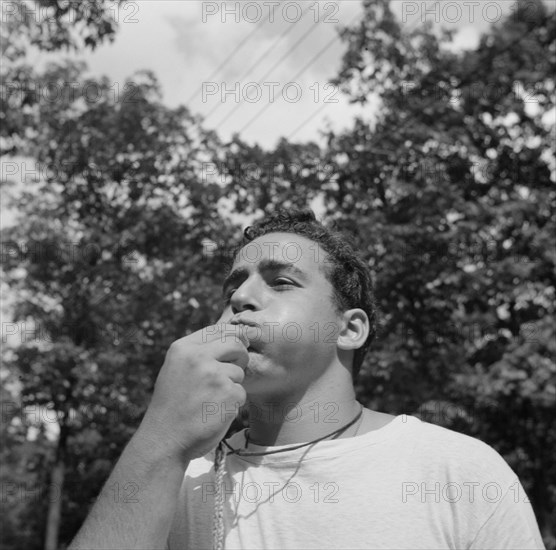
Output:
[{"left": 469, "top": 481, "right": 545, "bottom": 550}]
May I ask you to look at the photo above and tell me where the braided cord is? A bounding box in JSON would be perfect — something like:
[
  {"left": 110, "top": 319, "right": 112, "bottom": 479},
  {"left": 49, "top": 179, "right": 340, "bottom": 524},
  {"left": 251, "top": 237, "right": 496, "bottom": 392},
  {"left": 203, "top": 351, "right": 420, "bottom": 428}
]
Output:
[
  {"left": 212, "top": 442, "right": 226, "bottom": 550},
  {"left": 222, "top": 405, "right": 363, "bottom": 457},
  {"left": 211, "top": 404, "right": 364, "bottom": 549}
]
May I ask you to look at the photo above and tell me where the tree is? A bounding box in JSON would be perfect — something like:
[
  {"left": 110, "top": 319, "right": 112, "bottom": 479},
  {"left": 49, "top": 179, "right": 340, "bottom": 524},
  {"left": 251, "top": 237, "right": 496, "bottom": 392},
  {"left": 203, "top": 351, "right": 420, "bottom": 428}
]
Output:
[
  {"left": 1, "top": 4, "right": 245, "bottom": 547},
  {"left": 2, "top": 0, "right": 554, "bottom": 547},
  {"left": 1, "top": 0, "right": 129, "bottom": 156},
  {"left": 1, "top": 3, "right": 238, "bottom": 547},
  {"left": 2, "top": 4, "right": 135, "bottom": 548},
  {"left": 0, "top": 55, "right": 237, "bottom": 550},
  {"left": 211, "top": 134, "right": 328, "bottom": 216},
  {"left": 319, "top": 0, "right": 555, "bottom": 544}
]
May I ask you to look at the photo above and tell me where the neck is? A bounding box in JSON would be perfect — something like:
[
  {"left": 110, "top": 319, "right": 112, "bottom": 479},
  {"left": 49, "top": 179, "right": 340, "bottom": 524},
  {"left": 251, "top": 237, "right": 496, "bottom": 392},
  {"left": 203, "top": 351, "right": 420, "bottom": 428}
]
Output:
[{"left": 245, "top": 386, "right": 360, "bottom": 447}]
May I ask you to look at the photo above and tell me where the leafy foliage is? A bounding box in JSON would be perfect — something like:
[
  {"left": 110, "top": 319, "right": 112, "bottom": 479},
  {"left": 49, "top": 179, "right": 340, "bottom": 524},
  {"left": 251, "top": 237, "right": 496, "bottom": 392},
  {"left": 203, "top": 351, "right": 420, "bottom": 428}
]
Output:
[
  {"left": 1, "top": 0, "right": 126, "bottom": 155},
  {"left": 324, "top": 0, "right": 555, "bottom": 544},
  {"left": 1, "top": 0, "right": 554, "bottom": 548}
]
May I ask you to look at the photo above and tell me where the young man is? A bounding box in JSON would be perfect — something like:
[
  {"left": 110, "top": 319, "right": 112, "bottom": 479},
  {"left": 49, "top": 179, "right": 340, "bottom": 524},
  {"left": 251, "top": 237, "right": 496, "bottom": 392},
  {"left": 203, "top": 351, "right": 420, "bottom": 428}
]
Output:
[{"left": 71, "top": 209, "right": 545, "bottom": 550}]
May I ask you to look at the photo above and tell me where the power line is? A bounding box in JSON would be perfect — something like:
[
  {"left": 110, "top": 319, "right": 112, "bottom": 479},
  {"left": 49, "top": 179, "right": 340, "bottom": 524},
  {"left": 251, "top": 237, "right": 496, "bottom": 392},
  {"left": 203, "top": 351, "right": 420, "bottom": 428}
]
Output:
[
  {"left": 185, "top": 12, "right": 268, "bottom": 107},
  {"left": 203, "top": 2, "right": 315, "bottom": 122},
  {"left": 237, "top": 11, "right": 361, "bottom": 135},
  {"left": 211, "top": 10, "right": 325, "bottom": 128},
  {"left": 284, "top": 1, "right": 441, "bottom": 142},
  {"left": 287, "top": 0, "right": 542, "bottom": 151},
  {"left": 287, "top": 102, "right": 329, "bottom": 140}
]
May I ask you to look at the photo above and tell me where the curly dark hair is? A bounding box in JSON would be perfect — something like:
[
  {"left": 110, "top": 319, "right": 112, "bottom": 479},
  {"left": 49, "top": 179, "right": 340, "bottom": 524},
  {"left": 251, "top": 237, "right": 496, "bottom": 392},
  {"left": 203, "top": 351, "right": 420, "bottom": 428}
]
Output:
[{"left": 230, "top": 208, "right": 377, "bottom": 381}]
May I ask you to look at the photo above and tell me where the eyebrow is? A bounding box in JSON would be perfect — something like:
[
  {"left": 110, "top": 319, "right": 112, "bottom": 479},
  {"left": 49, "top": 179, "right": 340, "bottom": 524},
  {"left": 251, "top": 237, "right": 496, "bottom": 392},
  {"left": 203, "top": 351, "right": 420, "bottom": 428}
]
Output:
[{"left": 222, "top": 259, "right": 307, "bottom": 295}]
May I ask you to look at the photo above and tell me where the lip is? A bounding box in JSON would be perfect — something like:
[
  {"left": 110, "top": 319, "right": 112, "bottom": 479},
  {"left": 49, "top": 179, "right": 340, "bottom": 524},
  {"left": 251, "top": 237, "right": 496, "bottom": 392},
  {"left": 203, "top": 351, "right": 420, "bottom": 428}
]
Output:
[
  {"left": 229, "top": 317, "right": 261, "bottom": 329},
  {"left": 229, "top": 317, "right": 262, "bottom": 351}
]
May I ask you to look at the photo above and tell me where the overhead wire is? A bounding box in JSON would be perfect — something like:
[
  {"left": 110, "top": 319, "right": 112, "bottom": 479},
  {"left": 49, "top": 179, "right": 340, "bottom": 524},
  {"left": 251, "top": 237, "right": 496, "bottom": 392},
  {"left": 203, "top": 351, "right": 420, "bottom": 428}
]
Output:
[
  {"left": 203, "top": 2, "right": 315, "bottom": 122},
  {"left": 285, "top": 0, "right": 442, "bottom": 140},
  {"left": 185, "top": 7, "right": 269, "bottom": 107},
  {"left": 237, "top": 9, "right": 362, "bottom": 135}
]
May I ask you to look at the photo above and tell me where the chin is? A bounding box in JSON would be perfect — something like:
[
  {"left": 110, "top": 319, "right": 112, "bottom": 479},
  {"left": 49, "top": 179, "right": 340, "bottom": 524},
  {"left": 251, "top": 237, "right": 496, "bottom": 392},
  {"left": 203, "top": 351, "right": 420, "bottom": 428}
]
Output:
[
  {"left": 242, "top": 360, "right": 277, "bottom": 389},
  {"left": 242, "top": 353, "right": 263, "bottom": 379}
]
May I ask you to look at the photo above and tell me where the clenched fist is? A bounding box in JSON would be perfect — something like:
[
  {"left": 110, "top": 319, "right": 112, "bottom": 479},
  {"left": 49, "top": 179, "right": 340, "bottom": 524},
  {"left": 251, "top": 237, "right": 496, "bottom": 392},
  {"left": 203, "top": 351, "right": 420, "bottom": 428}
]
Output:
[{"left": 140, "top": 323, "right": 250, "bottom": 460}]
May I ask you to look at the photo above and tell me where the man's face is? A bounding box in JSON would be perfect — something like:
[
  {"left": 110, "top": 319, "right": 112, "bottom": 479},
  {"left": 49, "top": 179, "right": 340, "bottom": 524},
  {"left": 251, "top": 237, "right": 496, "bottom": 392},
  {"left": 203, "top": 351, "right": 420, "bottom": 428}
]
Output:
[{"left": 219, "top": 232, "right": 344, "bottom": 398}]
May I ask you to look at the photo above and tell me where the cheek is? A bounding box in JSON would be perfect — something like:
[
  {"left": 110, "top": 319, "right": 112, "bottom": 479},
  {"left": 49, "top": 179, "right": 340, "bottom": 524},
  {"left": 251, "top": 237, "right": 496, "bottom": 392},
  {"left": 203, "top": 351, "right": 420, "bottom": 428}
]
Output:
[
  {"left": 271, "top": 312, "right": 338, "bottom": 348},
  {"left": 269, "top": 309, "right": 308, "bottom": 342}
]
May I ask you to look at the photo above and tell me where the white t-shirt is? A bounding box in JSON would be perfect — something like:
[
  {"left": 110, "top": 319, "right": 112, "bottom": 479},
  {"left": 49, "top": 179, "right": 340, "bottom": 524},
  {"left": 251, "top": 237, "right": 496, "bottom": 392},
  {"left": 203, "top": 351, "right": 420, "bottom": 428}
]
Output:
[{"left": 167, "top": 414, "right": 545, "bottom": 549}]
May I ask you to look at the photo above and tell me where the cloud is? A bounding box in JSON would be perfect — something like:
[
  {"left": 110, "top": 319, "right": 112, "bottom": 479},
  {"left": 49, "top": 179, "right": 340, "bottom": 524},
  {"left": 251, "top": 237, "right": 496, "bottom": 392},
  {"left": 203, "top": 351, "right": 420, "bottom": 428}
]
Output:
[{"left": 80, "top": 0, "right": 497, "bottom": 149}]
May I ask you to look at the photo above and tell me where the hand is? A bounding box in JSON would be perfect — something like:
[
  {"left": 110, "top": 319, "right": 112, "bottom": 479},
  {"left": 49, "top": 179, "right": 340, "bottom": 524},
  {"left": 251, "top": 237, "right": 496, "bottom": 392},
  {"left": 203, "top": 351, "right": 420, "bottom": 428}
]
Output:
[{"left": 141, "top": 323, "right": 249, "bottom": 460}]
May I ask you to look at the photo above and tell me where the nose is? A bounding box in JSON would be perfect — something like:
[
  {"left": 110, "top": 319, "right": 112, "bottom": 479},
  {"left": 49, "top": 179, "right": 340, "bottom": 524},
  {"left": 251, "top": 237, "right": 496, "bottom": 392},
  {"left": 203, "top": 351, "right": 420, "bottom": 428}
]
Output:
[{"left": 229, "top": 275, "right": 261, "bottom": 314}]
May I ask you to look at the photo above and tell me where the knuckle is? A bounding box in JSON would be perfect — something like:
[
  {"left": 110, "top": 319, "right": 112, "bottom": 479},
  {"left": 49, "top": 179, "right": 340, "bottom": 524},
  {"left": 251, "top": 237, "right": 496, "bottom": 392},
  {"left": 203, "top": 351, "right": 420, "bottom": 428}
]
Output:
[
  {"left": 206, "top": 369, "right": 225, "bottom": 388},
  {"left": 234, "top": 386, "right": 247, "bottom": 405}
]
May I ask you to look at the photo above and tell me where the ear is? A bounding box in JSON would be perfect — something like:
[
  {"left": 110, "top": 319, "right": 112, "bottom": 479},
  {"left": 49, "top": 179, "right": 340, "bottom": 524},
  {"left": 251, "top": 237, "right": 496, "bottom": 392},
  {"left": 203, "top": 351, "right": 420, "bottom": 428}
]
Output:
[{"left": 337, "top": 309, "right": 369, "bottom": 351}]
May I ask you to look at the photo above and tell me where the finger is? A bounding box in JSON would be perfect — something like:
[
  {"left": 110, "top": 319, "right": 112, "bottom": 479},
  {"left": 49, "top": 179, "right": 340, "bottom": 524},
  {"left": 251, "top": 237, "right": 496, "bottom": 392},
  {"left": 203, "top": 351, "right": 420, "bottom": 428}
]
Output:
[
  {"left": 218, "top": 362, "right": 245, "bottom": 384},
  {"left": 231, "top": 384, "right": 247, "bottom": 407},
  {"left": 227, "top": 330, "right": 250, "bottom": 349},
  {"left": 217, "top": 344, "right": 249, "bottom": 370},
  {"left": 200, "top": 323, "right": 250, "bottom": 349}
]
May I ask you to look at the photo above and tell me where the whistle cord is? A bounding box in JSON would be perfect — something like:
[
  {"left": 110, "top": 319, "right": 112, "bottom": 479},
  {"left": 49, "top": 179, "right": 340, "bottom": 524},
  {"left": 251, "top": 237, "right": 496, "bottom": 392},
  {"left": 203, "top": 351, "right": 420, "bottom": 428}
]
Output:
[{"left": 212, "top": 405, "right": 364, "bottom": 549}]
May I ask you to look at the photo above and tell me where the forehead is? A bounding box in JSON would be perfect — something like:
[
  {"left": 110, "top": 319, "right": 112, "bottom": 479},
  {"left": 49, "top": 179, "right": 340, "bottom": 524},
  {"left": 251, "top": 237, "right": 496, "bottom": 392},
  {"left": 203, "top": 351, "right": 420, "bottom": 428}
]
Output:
[{"left": 231, "top": 232, "right": 329, "bottom": 276}]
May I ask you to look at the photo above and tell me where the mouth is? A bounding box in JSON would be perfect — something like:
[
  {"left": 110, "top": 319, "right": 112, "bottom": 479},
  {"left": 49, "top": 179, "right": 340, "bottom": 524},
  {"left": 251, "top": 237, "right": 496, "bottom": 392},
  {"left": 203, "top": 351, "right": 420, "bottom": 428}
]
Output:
[
  {"left": 229, "top": 319, "right": 263, "bottom": 349},
  {"left": 246, "top": 340, "right": 261, "bottom": 353},
  {"left": 230, "top": 317, "right": 261, "bottom": 329}
]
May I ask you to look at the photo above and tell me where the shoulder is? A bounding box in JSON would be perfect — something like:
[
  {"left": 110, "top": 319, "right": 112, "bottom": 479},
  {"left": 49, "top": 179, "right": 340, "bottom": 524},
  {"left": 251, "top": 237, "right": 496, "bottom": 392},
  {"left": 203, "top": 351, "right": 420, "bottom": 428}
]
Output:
[
  {"left": 413, "top": 416, "right": 500, "bottom": 456},
  {"left": 395, "top": 417, "right": 544, "bottom": 549},
  {"left": 402, "top": 415, "right": 516, "bottom": 482}
]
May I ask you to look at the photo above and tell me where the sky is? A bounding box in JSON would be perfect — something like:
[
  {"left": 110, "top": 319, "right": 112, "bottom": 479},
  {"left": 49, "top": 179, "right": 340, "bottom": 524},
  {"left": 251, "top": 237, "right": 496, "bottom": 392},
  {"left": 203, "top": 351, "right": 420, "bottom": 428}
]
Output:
[
  {"left": 0, "top": 0, "right": 541, "bottom": 415},
  {"left": 69, "top": 0, "right": 504, "bottom": 150},
  {"left": 1, "top": 0, "right": 514, "bottom": 229},
  {"left": 0, "top": 0, "right": 517, "bottom": 233}
]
